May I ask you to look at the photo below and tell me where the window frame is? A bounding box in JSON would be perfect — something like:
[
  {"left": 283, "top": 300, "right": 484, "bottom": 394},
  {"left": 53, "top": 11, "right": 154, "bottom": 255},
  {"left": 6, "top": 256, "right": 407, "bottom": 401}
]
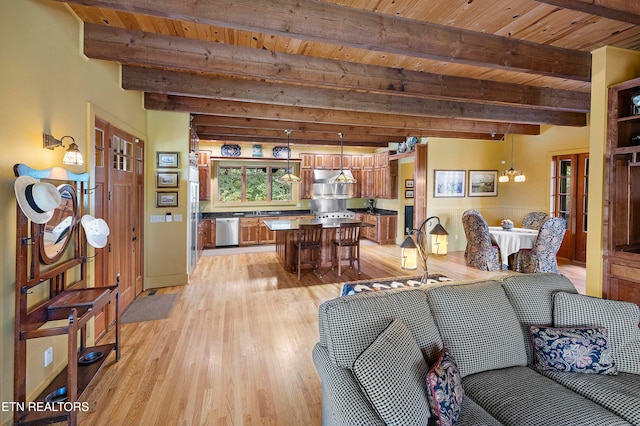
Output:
[{"left": 216, "top": 161, "right": 298, "bottom": 206}]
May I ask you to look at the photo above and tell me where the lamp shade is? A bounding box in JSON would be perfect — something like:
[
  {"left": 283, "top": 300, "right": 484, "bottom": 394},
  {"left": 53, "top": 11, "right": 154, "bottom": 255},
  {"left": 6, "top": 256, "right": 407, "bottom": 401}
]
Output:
[
  {"left": 400, "top": 235, "right": 418, "bottom": 270},
  {"left": 62, "top": 142, "right": 84, "bottom": 166},
  {"left": 431, "top": 234, "right": 448, "bottom": 255}
]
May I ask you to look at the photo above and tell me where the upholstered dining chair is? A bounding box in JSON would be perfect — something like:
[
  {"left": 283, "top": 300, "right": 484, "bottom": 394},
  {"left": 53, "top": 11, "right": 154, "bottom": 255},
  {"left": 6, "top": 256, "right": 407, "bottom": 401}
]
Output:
[
  {"left": 331, "top": 222, "right": 361, "bottom": 276},
  {"left": 462, "top": 210, "right": 502, "bottom": 271},
  {"left": 522, "top": 211, "right": 550, "bottom": 230},
  {"left": 513, "top": 217, "right": 566, "bottom": 273},
  {"left": 295, "top": 223, "right": 323, "bottom": 280}
]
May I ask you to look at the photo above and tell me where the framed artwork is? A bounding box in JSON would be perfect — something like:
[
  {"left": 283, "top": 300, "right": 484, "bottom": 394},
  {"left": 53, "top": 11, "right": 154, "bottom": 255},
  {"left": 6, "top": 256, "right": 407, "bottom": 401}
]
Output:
[
  {"left": 156, "top": 152, "right": 179, "bottom": 168},
  {"left": 405, "top": 190, "right": 414, "bottom": 198},
  {"left": 434, "top": 170, "right": 466, "bottom": 198},
  {"left": 469, "top": 170, "right": 498, "bottom": 197},
  {"left": 156, "top": 191, "right": 179, "bottom": 208},
  {"left": 156, "top": 171, "right": 179, "bottom": 188},
  {"left": 405, "top": 179, "right": 414, "bottom": 188}
]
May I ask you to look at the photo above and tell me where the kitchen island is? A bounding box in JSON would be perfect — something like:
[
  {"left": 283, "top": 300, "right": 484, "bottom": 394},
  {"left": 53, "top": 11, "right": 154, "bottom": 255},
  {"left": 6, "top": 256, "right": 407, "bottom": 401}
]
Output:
[{"left": 263, "top": 218, "right": 373, "bottom": 274}]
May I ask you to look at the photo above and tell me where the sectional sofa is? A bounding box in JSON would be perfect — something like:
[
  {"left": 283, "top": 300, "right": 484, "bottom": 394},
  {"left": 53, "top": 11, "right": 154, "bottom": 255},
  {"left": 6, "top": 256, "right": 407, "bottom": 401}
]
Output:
[{"left": 313, "top": 273, "right": 640, "bottom": 425}]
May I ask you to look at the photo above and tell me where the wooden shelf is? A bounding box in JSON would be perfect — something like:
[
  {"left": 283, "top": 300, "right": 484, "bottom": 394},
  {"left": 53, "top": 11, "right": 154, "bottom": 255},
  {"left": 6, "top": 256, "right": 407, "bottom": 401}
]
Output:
[
  {"left": 17, "top": 344, "right": 116, "bottom": 425},
  {"left": 388, "top": 150, "right": 413, "bottom": 160}
]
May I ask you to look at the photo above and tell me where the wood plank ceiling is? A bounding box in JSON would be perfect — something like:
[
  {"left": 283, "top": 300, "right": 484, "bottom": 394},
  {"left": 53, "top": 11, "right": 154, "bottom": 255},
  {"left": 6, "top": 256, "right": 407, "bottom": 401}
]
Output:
[{"left": 58, "top": 0, "right": 640, "bottom": 147}]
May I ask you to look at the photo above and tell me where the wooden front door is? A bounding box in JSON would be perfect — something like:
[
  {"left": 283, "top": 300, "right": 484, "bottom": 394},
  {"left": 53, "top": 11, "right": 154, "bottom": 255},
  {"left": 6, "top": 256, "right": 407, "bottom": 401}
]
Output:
[
  {"left": 94, "top": 118, "right": 144, "bottom": 339},
  {"left": 553, "top": 153, "right": 588, "bottom": 263}
]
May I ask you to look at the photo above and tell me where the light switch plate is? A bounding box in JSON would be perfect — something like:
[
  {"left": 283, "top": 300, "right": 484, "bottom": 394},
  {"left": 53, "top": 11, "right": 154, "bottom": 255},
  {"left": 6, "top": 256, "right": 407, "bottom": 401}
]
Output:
[{"left": 150, "top": 215, "right": 164, "bottom": 223}]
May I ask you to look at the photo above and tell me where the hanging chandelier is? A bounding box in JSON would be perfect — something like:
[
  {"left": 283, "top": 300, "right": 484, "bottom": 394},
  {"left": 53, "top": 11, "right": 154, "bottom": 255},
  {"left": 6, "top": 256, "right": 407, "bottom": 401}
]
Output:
[
  {"left": 499, "top": 133, "right": 526, "bottom": 183},
  {"left": 276, "top": 129, "right": 301, "bottom": 184},
  {"left": 333, "top": 132, "right": 357, "bottom": 184}
]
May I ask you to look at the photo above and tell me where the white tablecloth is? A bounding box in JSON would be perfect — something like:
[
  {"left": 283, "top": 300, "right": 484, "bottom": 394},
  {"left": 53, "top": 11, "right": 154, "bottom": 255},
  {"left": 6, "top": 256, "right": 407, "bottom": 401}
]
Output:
[{"left": 488, "top": 226, "right": 538, "bottom": 265}]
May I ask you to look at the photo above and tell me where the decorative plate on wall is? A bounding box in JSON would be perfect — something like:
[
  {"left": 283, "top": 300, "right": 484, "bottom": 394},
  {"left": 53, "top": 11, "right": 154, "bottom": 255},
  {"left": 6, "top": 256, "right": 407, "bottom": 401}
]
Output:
[
  {"left": 221, "top": 144, "right": 241, "bottom": 157},
  {"left": 273, "top": 146, "right": 290, "bottom": 159}
]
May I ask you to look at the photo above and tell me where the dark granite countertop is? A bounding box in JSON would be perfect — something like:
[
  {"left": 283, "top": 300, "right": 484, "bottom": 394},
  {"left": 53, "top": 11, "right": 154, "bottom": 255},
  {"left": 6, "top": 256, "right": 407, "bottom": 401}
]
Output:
[{"left": 200, "top": 208, "right": 396, "bottom": 221}]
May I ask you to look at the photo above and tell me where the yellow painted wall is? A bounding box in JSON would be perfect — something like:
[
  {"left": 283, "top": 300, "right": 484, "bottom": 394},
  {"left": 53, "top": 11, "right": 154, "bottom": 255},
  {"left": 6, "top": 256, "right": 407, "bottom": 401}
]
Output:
[
  {"left": 0, "top": 0, "right": 148, "bottom": 421},
  {"left": 145, "top": 111, "right": 191, "bottom": 288}
]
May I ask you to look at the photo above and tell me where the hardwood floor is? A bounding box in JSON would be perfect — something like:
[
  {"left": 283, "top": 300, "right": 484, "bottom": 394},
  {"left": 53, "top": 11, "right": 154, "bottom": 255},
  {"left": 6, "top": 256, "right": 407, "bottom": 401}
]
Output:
[{"left": 79, "top": 246, "right": 585, "bottom": 425}]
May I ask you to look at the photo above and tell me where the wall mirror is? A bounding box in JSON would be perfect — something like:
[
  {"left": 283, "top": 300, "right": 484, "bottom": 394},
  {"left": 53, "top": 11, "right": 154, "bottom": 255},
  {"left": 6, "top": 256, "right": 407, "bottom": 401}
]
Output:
[{"left": 39, "top": 183, "right": 77, "bottom": 265}]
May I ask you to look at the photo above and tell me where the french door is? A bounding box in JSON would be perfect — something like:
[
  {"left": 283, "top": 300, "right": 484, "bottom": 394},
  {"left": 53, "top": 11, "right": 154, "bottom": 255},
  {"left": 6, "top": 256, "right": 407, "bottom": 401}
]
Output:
[
  {"left": 552, "top": 153, "right": 588, "bottom": 263},
  {"left": 93, "top": 117, "right": 144, "bottom": 339}
]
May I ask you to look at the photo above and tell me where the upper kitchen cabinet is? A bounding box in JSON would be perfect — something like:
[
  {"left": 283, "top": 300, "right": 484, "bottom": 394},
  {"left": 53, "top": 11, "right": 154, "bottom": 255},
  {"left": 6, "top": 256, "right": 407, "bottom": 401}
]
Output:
[
  {"left": 198, "top": 150, "right": 212, "bottom": 201},
  {"left": 374, "top": 152, "right": 398, "bottom": 199},
  {"left": 603, "top": 76, "right": 640, "bottom": 305}
]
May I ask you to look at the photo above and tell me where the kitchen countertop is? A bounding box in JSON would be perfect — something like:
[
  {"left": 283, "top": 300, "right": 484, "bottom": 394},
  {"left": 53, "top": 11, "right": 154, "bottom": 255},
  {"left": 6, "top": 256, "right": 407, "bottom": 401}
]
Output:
[
  {"left": 200, "top": 208, "right": 396, "bottom": 220},
  {"left": 263, "top": 218, "right": 375, "bottom": 231}
]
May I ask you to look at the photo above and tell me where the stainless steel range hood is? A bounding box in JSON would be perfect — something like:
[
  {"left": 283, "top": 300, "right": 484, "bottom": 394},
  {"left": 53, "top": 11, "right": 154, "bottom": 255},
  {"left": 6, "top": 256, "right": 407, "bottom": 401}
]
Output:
[{"left": 310, "top": 169, "right": 354, "bottom": 213}]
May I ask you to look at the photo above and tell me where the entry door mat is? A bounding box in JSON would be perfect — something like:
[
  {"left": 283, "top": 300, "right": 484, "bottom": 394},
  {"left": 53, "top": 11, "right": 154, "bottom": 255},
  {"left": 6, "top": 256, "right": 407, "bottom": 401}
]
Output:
[
  {"left": 121, "top": 293, "right": 179, "bottom": 323},
  {"left": 340, "top": 274, "right": 452, "bottom": 296}
]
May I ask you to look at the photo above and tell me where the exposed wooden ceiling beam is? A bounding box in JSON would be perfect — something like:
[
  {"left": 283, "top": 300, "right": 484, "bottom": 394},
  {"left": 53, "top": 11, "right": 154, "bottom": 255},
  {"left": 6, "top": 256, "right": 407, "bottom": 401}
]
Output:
[
  {"left": 83, "top": 23, "right": 590, "bottom": 112},
  {"left": 125, "top": 66, "right": 585, "bottom": 126},
  {"left": 149, "top": 94, "right": 541, "bottom": 136},
  {"left": 535, "top": 0, "right": 640, "bottom": 25},
  {"left": 196, "top": 127, "right": 403, "bottom": 143},
  {"left": 196, "top": 134, "right": 391, "bottom": 147},
  {"left": 57, "top": 0, "right": 592, "bottom": 81}
]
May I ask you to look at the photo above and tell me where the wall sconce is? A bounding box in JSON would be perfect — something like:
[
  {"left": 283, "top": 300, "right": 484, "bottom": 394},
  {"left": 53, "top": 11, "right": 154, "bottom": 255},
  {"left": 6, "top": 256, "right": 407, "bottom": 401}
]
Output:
[{"left": 43, "top": 133, "right": 84, "bottom": 166}]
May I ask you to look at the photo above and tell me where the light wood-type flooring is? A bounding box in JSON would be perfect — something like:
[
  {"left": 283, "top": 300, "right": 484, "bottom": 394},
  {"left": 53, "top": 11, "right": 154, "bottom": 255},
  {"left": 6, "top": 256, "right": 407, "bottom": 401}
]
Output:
[{"left": 79, "top": 246, "right": 585, "bottom": 425}]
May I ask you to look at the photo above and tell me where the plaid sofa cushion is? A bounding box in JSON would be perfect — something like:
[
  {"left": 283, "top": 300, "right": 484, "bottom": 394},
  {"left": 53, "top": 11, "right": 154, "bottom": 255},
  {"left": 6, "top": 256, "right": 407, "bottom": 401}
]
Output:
[
  {"left": 318, "top": 288, "right": 443, "bottom": 368},
  {"left": 502, "top": 273, "right": 578, "bottom": 364},
  {"left": 352, "top": 319, "right": 430, "bottom": 426},
  {"left": 538, "top": 369, "right": 640, "bottom": 425},
  {"left": 554, "top": 292, "right": 640, "bottom": 374},
  {"left": 426, "top": 280, "right": 527, "bottom": 377},
  {"left": 463, "top": 366, "right": 631, "bottom": 426}
]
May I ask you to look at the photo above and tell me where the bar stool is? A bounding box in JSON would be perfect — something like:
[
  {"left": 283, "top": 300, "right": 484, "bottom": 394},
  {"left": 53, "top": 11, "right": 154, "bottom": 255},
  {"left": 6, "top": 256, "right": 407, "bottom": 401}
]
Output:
[
  {"left": 332, "top": 222, "right": 361, "bottom": 276},
  {"left": 295, "top": 223, "right": 323, "bottom": 280}
]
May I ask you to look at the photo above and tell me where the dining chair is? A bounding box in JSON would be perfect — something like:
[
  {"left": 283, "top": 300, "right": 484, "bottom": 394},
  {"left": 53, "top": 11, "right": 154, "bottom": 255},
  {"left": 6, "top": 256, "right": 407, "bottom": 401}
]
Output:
[
  {"left": 521, "top": 211, "right": 550, "bottom": 230},
  {"left": 513, "top": 217, "right": 566, "bottom": 273},
  {"left": 295, "top": 223, "right": 323, "bottom": 280},
  {"left": 332, "top": 222, "right": 361, "bottom": 276},
  {"left": 462, "top": 210, "right": 502, "bottom": 271}
]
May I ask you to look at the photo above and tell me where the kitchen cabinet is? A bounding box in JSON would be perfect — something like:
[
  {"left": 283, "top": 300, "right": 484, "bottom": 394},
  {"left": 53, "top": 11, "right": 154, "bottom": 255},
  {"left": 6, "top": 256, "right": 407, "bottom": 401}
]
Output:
[
  {"left": 301, "top": 153, "right": 315, "bottom": 169},
  {"left": 374, "top": 152, "right": 398, "bottom": 199},
  {"left": 300, "top": 156, "right": 315, "bottom": 199},
  {"left": 239, "top": 218, "right": 260, "bottom": 246},
  {"left": 198, "top": 150, "right": 212, "bottom": 201},
  {"left": 259, "top": 219, "right": 277, "bottom": 244},
  {"left": 356, "top": 213, "right": 397, "bottom": 244},
  {"left": 314, "top": 154, "right": 334, "bottom": 169},
  {"left": 603, "top": 76, "right": 640, "bottom": 305},
  {"left": 200, "top": 218, "right": 216, "bottom": 249}
]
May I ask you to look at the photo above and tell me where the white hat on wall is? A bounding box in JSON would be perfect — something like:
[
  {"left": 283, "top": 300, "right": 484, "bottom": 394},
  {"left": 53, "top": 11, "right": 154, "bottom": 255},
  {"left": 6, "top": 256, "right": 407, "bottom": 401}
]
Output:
[
  {"left": 14, "top": 176, "right": 62, "bottom": 224},
  {"left": 81, "top": 215, "right": 110, "bottom": 249}
]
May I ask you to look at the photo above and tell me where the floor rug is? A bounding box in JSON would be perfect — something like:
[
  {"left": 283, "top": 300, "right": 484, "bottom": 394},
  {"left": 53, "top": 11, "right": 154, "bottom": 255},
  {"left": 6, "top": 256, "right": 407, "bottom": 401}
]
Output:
[
  {"left": 121, "top": 293, "right": 178, "bottom": 323},
  {"left": 340, "top": 274, "right": 453, "bottom": 296}
]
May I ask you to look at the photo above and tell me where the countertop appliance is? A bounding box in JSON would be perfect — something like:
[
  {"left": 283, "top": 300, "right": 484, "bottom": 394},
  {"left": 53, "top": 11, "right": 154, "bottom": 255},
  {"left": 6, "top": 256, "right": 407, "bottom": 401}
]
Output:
[{"left": 216, "top": 217, "right": 239, "bottom": 246}]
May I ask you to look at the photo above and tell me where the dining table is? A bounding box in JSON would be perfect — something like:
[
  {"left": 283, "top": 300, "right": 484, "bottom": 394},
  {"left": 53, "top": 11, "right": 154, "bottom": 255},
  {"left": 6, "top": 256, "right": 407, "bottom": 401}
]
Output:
[{"left": 488, "top": 226, "right": 539, "bottom": 267}]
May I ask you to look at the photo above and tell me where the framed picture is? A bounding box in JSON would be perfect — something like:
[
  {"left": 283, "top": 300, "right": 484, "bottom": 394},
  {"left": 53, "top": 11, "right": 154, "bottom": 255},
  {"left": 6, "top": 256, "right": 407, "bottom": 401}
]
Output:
[
  {"left": 156, "top": 152, "right": 179, "bottom": 168},
  {"left": 468, "top": 170, "right": 498, "bottom": 197},
  {"left": 156, "top": 171, "right": 179, "bottom": 188},
  {"left": 434, "top": 170, "right": 466, "bottom": 198},
  {"left": 156, "top": 191, "right": 179, "bottom": 208},
  {"left": 405, "top": 179, "right": 414, "bottom": 188},
  {"left": 405, "top": 190, "right": 414, "bottom": 198}
]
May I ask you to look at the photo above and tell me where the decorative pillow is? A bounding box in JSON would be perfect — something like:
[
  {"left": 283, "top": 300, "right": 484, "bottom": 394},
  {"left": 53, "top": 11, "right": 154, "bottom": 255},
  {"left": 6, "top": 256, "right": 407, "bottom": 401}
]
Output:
[
  {"left": 352, "top": 318, "right": 431, "bottom": 425},
  {"left": 426, "top": 347, "right": 464, "bottom": 426},
  {"left": 529, "top": 326, "right": 618, "bottom": 375},
  {"left": 554, "top": 292, "right": 640, "bottom": 374}
]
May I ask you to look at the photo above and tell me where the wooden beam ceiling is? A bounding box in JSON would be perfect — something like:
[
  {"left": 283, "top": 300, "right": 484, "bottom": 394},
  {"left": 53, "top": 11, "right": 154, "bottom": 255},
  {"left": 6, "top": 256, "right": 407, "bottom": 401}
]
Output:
[
  {"left": 57, "top": 0, "right": 592, "bottom": 80},
  {"left": 535, "top": 0, "right": 640, "bottom": 26}
]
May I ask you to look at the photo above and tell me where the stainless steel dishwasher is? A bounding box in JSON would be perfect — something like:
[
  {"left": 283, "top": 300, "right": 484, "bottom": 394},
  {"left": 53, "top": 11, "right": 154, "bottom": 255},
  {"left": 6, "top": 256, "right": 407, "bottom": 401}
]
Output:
[{"left": 215, "top": 217, "right": 240, "bottom": 246}]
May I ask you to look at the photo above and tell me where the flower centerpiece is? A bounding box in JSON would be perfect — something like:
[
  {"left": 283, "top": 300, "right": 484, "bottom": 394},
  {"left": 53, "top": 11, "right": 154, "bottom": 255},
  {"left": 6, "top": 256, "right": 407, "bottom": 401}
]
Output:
[{"left": 501, "top": 219, "right": 514, "bottom": 230}]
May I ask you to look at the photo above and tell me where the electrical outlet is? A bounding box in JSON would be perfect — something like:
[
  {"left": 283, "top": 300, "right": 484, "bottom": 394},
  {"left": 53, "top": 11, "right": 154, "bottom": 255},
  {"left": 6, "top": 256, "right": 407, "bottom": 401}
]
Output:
[
  {"left": 174, "top": 214, "right": 183, "bottom": 222},
  {"left": 44, "top": 347, "right": 53, "bottom": 367}
]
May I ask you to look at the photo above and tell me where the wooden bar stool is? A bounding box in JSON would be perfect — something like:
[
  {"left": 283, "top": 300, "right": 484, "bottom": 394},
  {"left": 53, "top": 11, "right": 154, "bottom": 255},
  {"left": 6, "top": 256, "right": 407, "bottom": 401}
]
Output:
[
  {"left": 332, "top": 222, "right": 361, "bottom": 276},
  {"left": 295, "top": 223, "right": 323, "bottom": 280}
]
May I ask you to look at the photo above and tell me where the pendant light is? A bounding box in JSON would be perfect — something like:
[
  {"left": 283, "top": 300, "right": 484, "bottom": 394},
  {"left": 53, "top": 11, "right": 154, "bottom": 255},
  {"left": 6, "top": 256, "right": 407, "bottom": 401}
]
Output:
[
  {"left": 333, "top": 132, "right": 356, "bottom": 184},
  {"left": 499, "top": 132, "right": 526, "bottom": 183},
  {"left": 277, "top": 129, "right": 301, "bottom": 184}
]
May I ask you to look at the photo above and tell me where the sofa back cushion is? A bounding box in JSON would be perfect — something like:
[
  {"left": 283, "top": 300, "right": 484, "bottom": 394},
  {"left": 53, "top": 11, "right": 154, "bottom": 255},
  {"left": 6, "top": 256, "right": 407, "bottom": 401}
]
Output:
[
  {"left": 426, "top": 280, "right": 528, "bottom": 377},
  {"left": 502, "top": 273, "right": 578, "bottom": 364},
  {"left": 319, "top": 289, "right": 442, "bottom": 368},
  {"left": 554, "top": 292, "right": 640, "bottom": 374},
  {"left": 352, "top": 319, "right": 431, "bottom": 425}
]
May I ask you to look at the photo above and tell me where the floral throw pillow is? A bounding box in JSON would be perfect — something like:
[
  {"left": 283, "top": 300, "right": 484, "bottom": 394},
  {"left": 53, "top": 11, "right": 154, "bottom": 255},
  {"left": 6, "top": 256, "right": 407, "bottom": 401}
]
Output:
[
  {"left": 530, "top": 326, "right": 618, "bottom": 375},
  {"left": 426, "top": 347, "right": 464, "bottom": 426}
]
